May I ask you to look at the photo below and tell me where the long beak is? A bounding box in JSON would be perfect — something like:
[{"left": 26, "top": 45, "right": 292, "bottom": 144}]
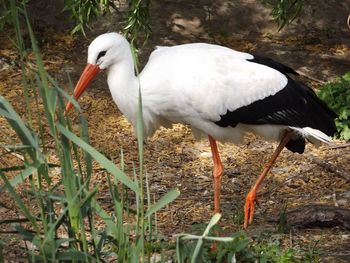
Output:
[{"left": 65, "top": 63, "right": 101, "bottom": 112}]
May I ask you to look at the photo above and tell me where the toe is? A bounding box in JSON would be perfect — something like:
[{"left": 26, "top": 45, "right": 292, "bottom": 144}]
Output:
[{"left": 243, "top": 190, "right": 257, "bottom": 228}]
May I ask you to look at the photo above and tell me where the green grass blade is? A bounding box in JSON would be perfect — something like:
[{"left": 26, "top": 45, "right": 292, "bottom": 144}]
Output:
[
  {"left": 176, "top": 236, "right": 184, "bottom": 263},
  {"left": 144, "top": 188, "right": 180, "bottom": 218},
  {"left": 0, "top": 239, "right": 4, "bottom": 262},
  {"left": 0, "top": 144, "right": 32, "bottom": 150},
  {"left": 48, "top": 74, "right": 82, "bottom": 112},
  {"left": 145, "top": 171, "right": 152, "bottom": 240},
  {"left": 186, "top": 214, "right": 222, "bottom": 263},
  {"left": 202, "top": 213, "right": 221, "bottom": 236},
  {"left": 34, "top": 74, "right": 55, "bottom": 133},
  {"left": 107, "top": 175, "right": 127, "bottom": 260},
  {"left": 41, "top": 180, "right": 91, "bottom": 247},
  {"left": 80, "top": 186, "right": 98, "bottom": 211},
  {"left": 47, "top": 87, "right": 58, "bottom": 115},
  {"left": 0, "top": 96, "right": 43, "bottom": 162},
  {"left": 23, "top": 6, "right": 48, "bottom": 90},
  {"left": 0, "top": 172, "right": 38, "bottom": 231},
  {"left": 90, "top": 198, "right": 120, "bottom": 237},
  {"left": 191, "top": 238, "right": 204, "bottom": 263},
  {"left": 136, "top": 88, "right": 144, "bottom": 169},
  {"left": 57, "top": 124, "right": 139, "bottom": 193},
  {"left": 3, "top": 162, "right": 40, "bottom": 188},
  {"left": 0, "top": 108, "right": 15, "bottom": 119},
  {"left": 60, "top": 131, "right": 82, "bottom": 234},
  {"left": 56, "top": 251, "right": 91, "bottom": 261},
  {"left": 80, "top": 116, "right": 93, "bottom": 182}
]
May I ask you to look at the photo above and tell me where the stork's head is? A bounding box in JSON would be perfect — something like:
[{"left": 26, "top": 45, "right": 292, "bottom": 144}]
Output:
[{"left": 65, "top": 32, "right": 128, "bottom": 111}]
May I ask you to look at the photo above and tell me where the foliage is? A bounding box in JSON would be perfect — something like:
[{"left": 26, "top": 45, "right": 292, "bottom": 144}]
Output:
[
  {"left": 1, "top": 0, "right": 151, "bottom": 45},
  {"left": 0, "top": 0, "right": 9, "bottom": 29},
  {"left": 0, "top": 1, "right": 179, "bottom": 261},
  {"left": 1, "top": 0, "right": 308, "bottom": 38},
  {"left": 176, "top": 224, "right": 301, "bottom": 263},
  {"left": 63, "top": 0, "right": 114, "bottom": 35},
  {"left": 263, "top": 0, "right": 304, "bottom": 30},
  {"left": 124, "top": 0, "right": 151, "bottom": 47},
  {"left": 302, "top": 240, "right": 323, "bottom": 262},
  {"left": 1, "top": 1, "right": 334, "bottom": 261},
  {"left": 250, "top": 241, "right": 295, "bottom": 262},
  {"left": 0, "top": 0, "right": 25, "bottom": 29},
  {"left": 0, "top": 0, "right": 113, "bottom": 34},
  {"left": 1, "top": 1, "right": 261, "bottom": 261},
  {"left": 175, "top": 214, "right": 250, "bottom": 263},
  {"left": 318, "top": 72, "right": 350, "bottom": 140}
]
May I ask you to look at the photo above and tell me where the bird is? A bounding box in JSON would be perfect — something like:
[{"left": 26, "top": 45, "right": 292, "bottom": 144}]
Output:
[{"left": 66, "top": 32, "right": 337, "bottom": 228}]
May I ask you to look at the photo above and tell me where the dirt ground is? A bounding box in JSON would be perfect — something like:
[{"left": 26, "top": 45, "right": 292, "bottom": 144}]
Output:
[{"left": 1, "top": 0, "right": 350, "bottom": 261}]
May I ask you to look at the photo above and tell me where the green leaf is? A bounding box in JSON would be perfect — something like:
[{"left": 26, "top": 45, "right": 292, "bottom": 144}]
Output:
[
  {"left": 91, "top": 197, "right": 120, "bottom": 237},
  {"left": 57, "top": 123, "right": 139, "bottom": 193},
  {"left": 48, "top": 74, "right": 82, "bottom": 112},
  {"left": 15, "top": 225, "right": 37, "bottom": 242},
  {"left": 189, "top": 214, "right": 222, "bottom": 263},
  {"left": 47, "top": 87, "right": 57, "bottom": 115},
  {"left": 0, "top": 172, "right": 38, "bottom": 231},
  {"left": 0, "top": 96, "right": 44, "bottom": 162},
  {"left": 5, "top": 162, "right": 40, "bottom": 188},
  {"left": 318, "top": 71, "right": 350, "bottom": 141},
  {"left": 203, "top": 213, "right": 221, "bottom": 236},
  {"left": 343, "top": 72, "right": 350, "bottom": 82},
  {"left": 144, "top": 188, "right": 180, "bottom": 218},
  {"left": 232, "top": 238, "right": 250, "bottom": 253},
  {"left": 57, "top": 251, "right": 91, "bottom": 261},
  {"left": 191, "top": 238, "right": 204, "bottom": 263}
]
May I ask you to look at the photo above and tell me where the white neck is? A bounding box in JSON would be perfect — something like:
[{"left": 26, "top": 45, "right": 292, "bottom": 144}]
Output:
[
  {"left": 107, "top": 47, "right": 139, "bottom": 128},
  {"left": 106, "top": 39, "right": 163, "bottom": 137}
]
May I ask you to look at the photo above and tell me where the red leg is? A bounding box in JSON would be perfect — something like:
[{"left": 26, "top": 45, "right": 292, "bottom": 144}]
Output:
[
  {"left": 208, "top": 135, "right": 224, "bottom": 213},
  {"left": 244, "top": 131, "right": 294, "bottom": 229}
]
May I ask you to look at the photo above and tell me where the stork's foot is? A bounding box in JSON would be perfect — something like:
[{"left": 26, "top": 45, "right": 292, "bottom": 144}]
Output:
[{"left": 244, "top": 189, "right": 257, "bottom": 229}]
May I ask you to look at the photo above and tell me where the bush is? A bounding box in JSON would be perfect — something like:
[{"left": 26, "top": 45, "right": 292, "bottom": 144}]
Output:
[{"left": 318, "top": 72, "right": 350, "bottom": 140}]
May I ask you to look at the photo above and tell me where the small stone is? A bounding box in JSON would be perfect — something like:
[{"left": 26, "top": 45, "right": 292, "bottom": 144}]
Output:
[{"left": 200, "top": 152, "right": 212, "bottom": 158}]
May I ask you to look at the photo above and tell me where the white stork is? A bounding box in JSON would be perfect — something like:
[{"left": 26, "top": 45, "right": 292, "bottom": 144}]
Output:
[{"left": 66, "top": 33, "right": 337, "bottom": 228}]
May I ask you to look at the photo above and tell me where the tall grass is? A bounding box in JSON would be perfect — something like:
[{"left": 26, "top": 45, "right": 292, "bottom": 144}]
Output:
[
  {"left": 0, "top": 1, "right": 308, "bottom": 262},
  {"left": 1, "top": 1, "right": 237, "bottom": 262},
  {"left": 0, "top": 1, "right": 179, "bottom": 261}
]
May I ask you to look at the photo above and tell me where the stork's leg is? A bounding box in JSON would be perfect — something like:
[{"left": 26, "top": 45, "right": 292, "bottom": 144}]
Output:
[
  {"left": 208, "top": 135, "right": 224, "bottom": 213},
  {"left": 244, "top": 130, "right": 294, "bottom": 228}
]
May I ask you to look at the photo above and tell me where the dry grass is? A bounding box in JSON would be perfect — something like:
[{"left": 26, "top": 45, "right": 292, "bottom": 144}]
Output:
[{"left": 1, "top": 25, "right": 350, "bottom": 261}]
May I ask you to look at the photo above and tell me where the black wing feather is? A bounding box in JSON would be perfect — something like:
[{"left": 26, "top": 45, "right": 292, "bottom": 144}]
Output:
[
  {"left": 247, "top": 55, "right": 299, "bottom": 76},
  {"left": 215, "top": 55, "right": 337, "bottom": 153},
  {"left": 215, "top": 77, "right": 337, "bottom": 136}
]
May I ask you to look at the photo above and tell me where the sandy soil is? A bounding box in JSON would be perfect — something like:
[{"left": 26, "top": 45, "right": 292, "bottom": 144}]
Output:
[{"left": 1, "top": 0, "right": 350, "bottom": 261}]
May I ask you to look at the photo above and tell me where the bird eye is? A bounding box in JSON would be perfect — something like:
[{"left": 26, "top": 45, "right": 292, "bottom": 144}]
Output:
[{"left": 96, "top": 51, "right": 107, "bottom": 62}]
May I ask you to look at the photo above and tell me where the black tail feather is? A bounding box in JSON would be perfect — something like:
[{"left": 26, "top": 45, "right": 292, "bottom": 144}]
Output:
[{"left": 286, "top": 137, "right": 305, "bottom": 153}]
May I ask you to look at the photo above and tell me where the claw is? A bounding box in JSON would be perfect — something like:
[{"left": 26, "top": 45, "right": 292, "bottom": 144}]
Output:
[
  {"left": 243, "top": 189, "right": 257, "bottom": 228},
  {"left": 242, "top": 132, "right": 293, "bottom": 229}
]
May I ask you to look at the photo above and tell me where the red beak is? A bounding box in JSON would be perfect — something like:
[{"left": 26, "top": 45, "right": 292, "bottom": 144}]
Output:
[{"left": 65, "top": 63, "right": 101, "bottom": 112}]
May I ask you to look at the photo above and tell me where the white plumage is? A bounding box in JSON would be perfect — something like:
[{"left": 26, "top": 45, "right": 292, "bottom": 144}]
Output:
[
  {"left": 141, "top": 46, "right": 287, "bottom": 136},
  {"left": 66, "top": 32, "right": 337, "bottom": 228}
]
